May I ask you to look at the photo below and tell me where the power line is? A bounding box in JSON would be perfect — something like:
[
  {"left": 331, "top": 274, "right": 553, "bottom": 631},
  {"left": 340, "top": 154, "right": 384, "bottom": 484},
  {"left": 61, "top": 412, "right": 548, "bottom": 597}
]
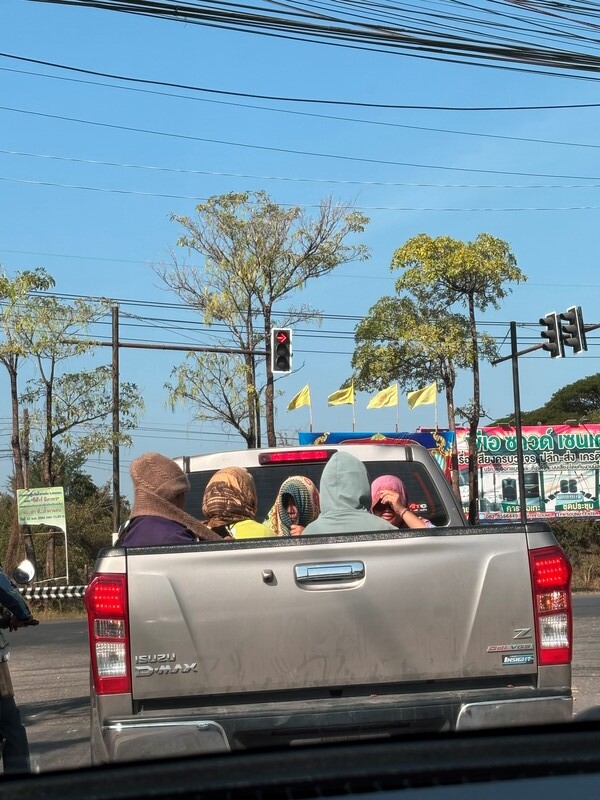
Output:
[
  {"left": 26, "top": 1, "right": 600, "bottom": 80},
  {"left": 4, "top": 104, "right": 600, "bottom": 181},
  {"left": 3, "top": 50, "right": 600, "bottom": 110},
  {"left": 6, "top": 177, "right": 600, "bottom": 211},
  {"left": 6, "top": 149, "right": 600, "bottom": 189}
]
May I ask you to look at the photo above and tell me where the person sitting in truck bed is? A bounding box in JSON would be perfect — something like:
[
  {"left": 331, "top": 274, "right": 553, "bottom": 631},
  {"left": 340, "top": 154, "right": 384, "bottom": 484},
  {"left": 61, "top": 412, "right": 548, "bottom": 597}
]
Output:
[
  {"left": 202, "top": 466, "right": 273, "bottom": 539},
  {"left": 264, "top": 475, "right": 321, "bottom": 536},
  {"left": 116, "top": 452, "right": 226, "bottom": 546},
  {"left": 302, "top": 451, "right": 397, "bottom": 536},
  {"left": 370, "top": 475, "right": 435, "bottom": 529}
]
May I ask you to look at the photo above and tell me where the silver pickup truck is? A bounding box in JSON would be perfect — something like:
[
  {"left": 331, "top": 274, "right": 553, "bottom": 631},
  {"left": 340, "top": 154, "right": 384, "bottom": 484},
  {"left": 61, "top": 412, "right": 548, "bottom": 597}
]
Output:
[{"left": 85, "top": 443, "right": 573, "bottom": 764}]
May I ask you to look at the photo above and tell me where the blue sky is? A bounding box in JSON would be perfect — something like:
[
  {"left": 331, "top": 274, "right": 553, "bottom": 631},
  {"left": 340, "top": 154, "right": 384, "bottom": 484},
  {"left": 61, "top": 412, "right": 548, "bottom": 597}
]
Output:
[{"left": 2, "top": 0, "right": 600, "bottom": 499}]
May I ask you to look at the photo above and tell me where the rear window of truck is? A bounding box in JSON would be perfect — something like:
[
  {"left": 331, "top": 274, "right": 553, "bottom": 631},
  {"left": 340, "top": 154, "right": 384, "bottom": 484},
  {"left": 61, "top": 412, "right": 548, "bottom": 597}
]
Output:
[{"left": 184, "top": 461, "right": 449, "bottom": 528}]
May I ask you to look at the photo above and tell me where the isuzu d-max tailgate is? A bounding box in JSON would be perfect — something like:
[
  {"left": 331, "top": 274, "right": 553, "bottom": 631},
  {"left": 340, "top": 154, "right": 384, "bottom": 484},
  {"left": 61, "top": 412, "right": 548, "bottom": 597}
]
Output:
[{"left": 126, "top": 528, "right": 539, "bottom": 701}]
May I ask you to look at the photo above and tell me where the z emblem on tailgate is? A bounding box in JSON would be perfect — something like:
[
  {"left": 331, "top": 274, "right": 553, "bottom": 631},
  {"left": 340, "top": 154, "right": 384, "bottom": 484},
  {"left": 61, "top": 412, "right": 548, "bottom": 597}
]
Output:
[{"left": 487, "top": 627, "right": 533, "bottom": 653}]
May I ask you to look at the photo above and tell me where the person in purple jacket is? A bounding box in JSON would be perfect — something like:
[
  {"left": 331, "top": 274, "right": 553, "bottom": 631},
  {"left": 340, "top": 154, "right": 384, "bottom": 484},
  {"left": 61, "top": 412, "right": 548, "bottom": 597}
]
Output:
[{"left": 116, "top": 452, "right": 227, "bottom": 546}]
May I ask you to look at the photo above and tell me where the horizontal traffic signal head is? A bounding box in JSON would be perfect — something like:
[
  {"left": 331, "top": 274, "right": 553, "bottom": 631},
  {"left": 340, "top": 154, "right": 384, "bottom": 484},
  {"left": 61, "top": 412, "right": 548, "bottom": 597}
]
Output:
[
  {"left": 559, "top": 305, "right": 587, "bottom": 354},
  {"left": 539, "top": 311, "right": 564, "bottom": 358},
  {"left": 271, "top": 328, "right": 292, "bottom": 374}
]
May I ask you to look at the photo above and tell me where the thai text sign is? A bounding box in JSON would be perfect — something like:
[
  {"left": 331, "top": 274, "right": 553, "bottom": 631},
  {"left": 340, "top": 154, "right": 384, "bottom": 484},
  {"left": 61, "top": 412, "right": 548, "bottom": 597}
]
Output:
[
  {"left": 456, "top": 424, "right": 600, "bottom": 520},
  {"left": 17, "top": 487, "right": 66, "bottom": 531}
]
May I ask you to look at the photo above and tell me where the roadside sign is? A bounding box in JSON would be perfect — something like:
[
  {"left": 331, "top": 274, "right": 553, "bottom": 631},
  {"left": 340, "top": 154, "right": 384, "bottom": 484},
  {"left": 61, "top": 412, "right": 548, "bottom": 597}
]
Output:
[{"left": 17, "top": 487, "right": 66, "bottom": 532}]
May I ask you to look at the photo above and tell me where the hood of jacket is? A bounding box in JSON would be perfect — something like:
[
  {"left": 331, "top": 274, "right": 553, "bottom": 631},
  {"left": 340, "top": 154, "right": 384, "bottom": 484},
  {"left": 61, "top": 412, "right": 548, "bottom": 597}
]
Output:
[{"left": 303, "top": 451, "right": 396, "bottom": 536}]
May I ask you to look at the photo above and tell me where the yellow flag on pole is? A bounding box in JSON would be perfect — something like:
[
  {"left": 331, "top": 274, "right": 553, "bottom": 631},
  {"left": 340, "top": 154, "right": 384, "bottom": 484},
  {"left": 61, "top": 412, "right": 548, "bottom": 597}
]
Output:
[
  {"left": 367, "top": 384, "right": 398, "bottom": 409},
  {"left": 328, "top": 384, "right": 355, "bottom": 406},
  {"left": 407, "top": 381, "right": 437, "bottom": 409},
  {"left": 287, "top": 385, "right": 311, "bottom": 411}
]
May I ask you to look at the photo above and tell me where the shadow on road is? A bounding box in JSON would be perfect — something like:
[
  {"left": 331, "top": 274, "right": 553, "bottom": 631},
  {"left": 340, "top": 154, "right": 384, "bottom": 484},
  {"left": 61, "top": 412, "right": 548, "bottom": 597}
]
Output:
[{"left": 21, "top": 694, "right": 89, "bottom": 723}]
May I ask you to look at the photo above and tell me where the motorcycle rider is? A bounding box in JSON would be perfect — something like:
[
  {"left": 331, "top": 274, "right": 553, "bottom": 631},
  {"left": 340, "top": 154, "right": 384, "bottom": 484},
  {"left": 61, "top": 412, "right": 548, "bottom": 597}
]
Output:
[{"left": 0, "top": 564, "right": 37, "bottom": 773}]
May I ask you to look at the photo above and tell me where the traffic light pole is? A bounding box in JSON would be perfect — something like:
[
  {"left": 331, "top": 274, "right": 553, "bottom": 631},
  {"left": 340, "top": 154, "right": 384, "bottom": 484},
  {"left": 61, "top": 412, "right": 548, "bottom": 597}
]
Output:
[
  {"left": 493, "top": 315, "right": 599, "bottom": 525},
  {"left": 510, "top": 322, "right": 528, "bottom": 525},
  {"left": 492, "top": 325, "right": 545, "bottom": 525}
]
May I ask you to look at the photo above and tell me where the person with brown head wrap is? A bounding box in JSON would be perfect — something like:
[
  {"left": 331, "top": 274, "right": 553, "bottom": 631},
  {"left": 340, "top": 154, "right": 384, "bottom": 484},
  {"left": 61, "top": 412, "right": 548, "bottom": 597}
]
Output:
[
  {"left": 202, "top": 467, "right": 273, "bottom": 539},
  {"left": 117, "top": 452, "right": 226, "bottom": 545}
]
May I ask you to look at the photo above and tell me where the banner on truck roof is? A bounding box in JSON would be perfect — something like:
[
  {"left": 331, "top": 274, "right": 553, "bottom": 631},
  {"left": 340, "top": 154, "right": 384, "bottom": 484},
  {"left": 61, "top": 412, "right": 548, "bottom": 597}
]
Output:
[
  {"left": 298, "top": 430, "right": 455, "bottom": 478},
  {"left": 455, "top": 424, "right": 600, "bottom": 520}
]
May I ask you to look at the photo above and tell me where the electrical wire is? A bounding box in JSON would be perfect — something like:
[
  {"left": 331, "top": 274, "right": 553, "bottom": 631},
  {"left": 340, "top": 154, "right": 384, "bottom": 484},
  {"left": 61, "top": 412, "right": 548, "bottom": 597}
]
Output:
[
  {"left": 4, "top": 51, "right": 600, "bottom": 110},
  {"left": 6, "top": 148, "right": 600, "bottom": 189},
  {"left": 27, "top": 0, "right": 600, "bottom": 79},
  {"left": 6, "top": 103, "right": 600, "bottom": 181}
]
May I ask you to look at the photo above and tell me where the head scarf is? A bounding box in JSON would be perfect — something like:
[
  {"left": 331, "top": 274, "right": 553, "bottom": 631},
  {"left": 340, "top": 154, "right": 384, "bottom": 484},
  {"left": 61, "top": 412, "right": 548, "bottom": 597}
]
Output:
[
  {"left": 370, "top": 475, "right": 408, "bottom": 513},
  {"left": 266, "top": 476, "right": 321, "bottom": 537},
  {"left": 202, "top": 467, "right": 258, "bottom": 530},
  {"left": 130, "top": 452, "right": 222, "bottom": 541}
]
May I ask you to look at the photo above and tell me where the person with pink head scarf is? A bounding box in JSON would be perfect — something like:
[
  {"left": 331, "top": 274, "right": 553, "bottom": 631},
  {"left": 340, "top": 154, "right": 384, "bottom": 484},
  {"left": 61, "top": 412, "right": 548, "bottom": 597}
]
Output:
[{"left": 370, "top": 475, "right": 435, "bottom": 529}]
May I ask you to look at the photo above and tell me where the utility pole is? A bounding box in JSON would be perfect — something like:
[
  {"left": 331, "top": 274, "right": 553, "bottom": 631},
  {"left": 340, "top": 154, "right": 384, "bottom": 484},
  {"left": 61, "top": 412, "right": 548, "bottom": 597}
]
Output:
[{"left": 112, "top": 306, "right": 120, "bottom": 533}]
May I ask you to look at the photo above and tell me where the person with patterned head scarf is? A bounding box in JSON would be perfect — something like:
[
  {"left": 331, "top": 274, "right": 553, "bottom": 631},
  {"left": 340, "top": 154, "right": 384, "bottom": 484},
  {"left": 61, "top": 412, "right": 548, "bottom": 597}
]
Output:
[
  {"left": 202, "top": 466, "right": 273, "bottom": 539},
  {"left": 265, "top": 475, "right": 321, "bottom": 536},
  {"left": 117, "top": 452, "right": 226, "bottom": 546},
  {"left": 370, "top": 474, "right": 435, "bottom": 529}
]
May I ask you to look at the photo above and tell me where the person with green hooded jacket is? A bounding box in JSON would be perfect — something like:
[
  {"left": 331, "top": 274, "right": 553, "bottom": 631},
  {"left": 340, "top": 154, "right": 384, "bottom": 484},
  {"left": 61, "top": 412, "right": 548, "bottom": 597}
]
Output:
[{"left": 302, "top": 451, "right": 397, "bottom": 536}]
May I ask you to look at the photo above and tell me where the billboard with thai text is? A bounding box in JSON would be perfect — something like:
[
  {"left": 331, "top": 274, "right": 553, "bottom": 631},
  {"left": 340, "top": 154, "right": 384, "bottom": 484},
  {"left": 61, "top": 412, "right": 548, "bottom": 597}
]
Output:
[{"left": 456, "top": 424, "right": 600, "bottom": 520}]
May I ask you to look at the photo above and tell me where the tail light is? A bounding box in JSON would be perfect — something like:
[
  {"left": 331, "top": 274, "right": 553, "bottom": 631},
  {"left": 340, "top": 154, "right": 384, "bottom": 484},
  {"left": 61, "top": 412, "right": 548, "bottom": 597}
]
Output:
[
  {"left": 529, "top": 546, "right": 572, "bottom": 666},
  {"left": 85, "top": 573, "right": 131, "bottom": 695}
]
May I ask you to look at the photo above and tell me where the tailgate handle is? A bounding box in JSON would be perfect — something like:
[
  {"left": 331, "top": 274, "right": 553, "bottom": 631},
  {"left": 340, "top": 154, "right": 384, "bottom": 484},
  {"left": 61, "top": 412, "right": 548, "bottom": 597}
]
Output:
[{"left": 295, "top": 561, "right": 365, "bottom": 583}]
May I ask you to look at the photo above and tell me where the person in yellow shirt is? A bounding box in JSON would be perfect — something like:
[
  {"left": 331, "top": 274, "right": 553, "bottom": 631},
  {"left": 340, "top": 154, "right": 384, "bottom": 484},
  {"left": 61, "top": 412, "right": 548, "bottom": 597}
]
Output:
[{"left": 202, "top": 466, "right": 272, "bottom": 539}]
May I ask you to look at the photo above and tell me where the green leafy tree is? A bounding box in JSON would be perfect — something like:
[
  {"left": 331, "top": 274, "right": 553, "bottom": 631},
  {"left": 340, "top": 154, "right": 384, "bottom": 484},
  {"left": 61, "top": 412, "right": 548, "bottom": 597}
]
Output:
[
  {"left": 0, "top": 268, "right": 55, "bottom": 569},
  {"left": 11, "top": 294, "right": 143, "bottom": 577},
  {"left": 351, "top": 296, "right": 495, "bottom": 497},
  {"left": 391, "top": 233, "right": 526, "bottom": 523},
  {"left": 156, "top": 191, "right": 369, "bottom": 447},
  {"left": 165, "top": 351, "right": 267, "bottom": 448},
  {"left": 498, "top": 374, "right": 600, "bottom": 426}
]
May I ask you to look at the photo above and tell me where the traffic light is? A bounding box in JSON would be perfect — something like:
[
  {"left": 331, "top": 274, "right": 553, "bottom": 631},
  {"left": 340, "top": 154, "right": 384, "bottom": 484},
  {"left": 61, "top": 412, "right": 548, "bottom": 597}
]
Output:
[
  {"left": 539, "top": 312, "right": 564, "bottom": 358},
  {"left": 271, "top": 328, "right": 292, "bottom": 374},
  {"left": 560, "top": 305, "right": 587, "bottom": 354}
]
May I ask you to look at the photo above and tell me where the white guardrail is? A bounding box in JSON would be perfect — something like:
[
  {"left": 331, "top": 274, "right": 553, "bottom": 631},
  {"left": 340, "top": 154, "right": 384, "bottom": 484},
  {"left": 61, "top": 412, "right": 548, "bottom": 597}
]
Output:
[{"left": 18, "top": 585, "right": 87, "bottom": 600}]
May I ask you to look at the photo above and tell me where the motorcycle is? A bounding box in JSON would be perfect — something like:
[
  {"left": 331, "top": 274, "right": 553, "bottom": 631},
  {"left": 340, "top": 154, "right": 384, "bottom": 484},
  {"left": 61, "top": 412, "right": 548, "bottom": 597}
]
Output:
[{"left": 0, "top": 560, "right": 39, "bottom": 629}]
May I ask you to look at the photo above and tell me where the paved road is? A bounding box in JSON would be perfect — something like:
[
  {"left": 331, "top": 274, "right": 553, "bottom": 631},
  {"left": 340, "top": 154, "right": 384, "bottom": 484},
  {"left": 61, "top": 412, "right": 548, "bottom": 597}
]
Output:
[
  {"left": 6, "top": 596, "right": 600, "bottom": 774},
  {"left": 9, "top": 617, "right": 90, "bottom": 774},
  {"left": 571, "top": 594, "right": 600, "bottom": 715}
]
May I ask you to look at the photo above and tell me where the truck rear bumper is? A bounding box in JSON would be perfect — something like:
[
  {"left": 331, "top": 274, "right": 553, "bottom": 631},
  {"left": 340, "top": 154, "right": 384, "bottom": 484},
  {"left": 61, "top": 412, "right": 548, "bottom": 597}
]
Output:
[
  {"left": 94, "top": 689, "right": 573, "bottom": 763},
  {"left": 456, "top": 695, "right": 573, "bottom": 730},
  {"left": 101, "top": 719, "right": 230, "bottom": 763}
]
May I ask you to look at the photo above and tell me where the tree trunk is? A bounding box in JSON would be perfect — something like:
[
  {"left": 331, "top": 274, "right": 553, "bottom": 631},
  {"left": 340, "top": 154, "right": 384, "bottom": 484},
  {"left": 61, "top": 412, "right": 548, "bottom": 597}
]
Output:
[
  {"left": 45, "top": 535, "right": 56, "bottom": 582},
  {"left": 445, "top": 384, "right": 461, "bottom": 502},
  {"left": 4, "top": 363, "right": 25, "bottom": 571},
  {"left": 243, "top": 311, "right": 257, "bottom": 449},
  {"left": 244, "top": 353, "right": 257, "bottom": 449}
]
